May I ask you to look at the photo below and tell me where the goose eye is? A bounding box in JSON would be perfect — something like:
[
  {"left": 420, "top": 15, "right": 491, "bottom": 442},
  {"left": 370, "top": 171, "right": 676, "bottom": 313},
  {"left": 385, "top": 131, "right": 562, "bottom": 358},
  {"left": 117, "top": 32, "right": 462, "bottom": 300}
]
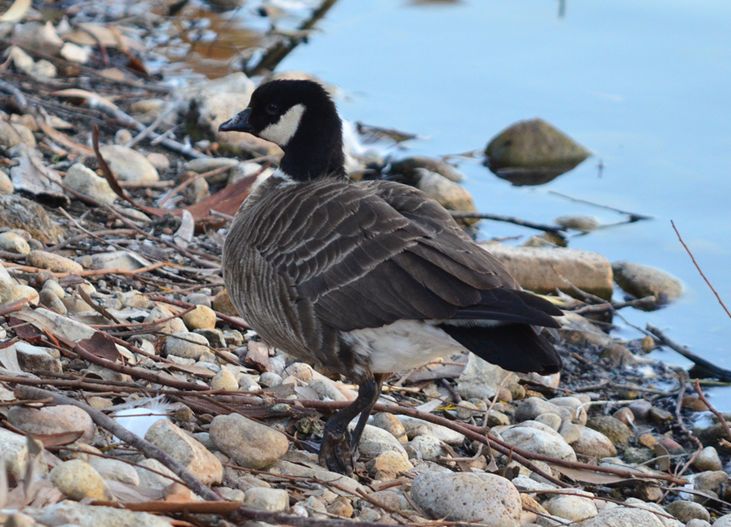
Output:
[{"left": 265, "top": 103, "right": 279, "bottom": 116}]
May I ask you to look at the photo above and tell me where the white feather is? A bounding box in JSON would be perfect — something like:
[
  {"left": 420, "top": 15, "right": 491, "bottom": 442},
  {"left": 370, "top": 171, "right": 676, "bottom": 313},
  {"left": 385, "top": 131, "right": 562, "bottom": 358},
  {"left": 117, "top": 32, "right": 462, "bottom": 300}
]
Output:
[
  {"left": 341, "top": 320, "right": 467, "bottom": 373},
  {"left": 110, "top": 397, "right": 173, "bottom": 440}
]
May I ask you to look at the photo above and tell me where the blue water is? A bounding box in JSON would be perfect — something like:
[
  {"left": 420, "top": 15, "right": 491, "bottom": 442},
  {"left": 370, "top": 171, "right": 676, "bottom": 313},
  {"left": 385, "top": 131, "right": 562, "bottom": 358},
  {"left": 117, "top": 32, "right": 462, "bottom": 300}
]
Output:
[{"left": 275, "top": 0, "right": 731, "bottom": 407}]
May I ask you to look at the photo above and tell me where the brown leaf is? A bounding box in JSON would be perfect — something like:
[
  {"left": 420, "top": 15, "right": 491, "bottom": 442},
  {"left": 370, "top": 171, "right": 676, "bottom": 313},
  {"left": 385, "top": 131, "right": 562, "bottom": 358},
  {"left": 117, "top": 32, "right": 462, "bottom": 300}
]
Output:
[
  {"left": 77, "top": 331, "right": 120, "bottom": 362},
  {"left": 31, "top": 430, "right": 84, "bottom": 448},
  {"left": 550, "top": 464, "right": 632, "bottom": 485}
]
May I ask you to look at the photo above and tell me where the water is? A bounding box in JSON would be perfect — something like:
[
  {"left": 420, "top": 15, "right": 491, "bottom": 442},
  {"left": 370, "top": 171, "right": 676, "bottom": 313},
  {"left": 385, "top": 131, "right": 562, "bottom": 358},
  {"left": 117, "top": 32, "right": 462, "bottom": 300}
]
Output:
[{"left": 203, "top": 1, "right": 731, "bottom": 406}]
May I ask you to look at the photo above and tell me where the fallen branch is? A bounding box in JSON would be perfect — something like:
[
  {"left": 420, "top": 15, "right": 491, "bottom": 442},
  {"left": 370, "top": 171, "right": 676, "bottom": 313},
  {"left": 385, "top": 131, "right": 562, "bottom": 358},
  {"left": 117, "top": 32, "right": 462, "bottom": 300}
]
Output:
[
  {"left": 671, "top": 219, "right": 731, "bottom": 320},
  {"left": 14, "top": 385, "right": 221, "bottom": 501},
  {"left": 647, "top": 324, "right": 731, "bottom": 382},
  {"left": 548, "top": 190, "right": 652, "bottom": 221}
]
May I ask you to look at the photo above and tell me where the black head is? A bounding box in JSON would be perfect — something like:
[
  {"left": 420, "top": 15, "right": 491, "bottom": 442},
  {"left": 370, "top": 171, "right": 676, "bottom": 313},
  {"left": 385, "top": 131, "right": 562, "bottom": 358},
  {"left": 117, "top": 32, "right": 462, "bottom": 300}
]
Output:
[{"left": 219, "top": 79, "right": 345, "bottom": 181}]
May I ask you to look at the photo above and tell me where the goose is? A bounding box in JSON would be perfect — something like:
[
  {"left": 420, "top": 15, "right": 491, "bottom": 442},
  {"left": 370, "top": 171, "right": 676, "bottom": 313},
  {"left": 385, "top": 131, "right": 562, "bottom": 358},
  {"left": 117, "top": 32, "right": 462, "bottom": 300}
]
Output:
[{"left": 219, "top": 79, "right": 562, "bottom": 474}]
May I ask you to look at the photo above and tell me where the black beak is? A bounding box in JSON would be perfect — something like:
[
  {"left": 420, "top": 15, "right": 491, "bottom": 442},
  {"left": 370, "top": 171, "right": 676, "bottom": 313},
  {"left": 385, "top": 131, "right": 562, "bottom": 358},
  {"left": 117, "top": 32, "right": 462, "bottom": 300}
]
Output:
[{"left": 219, "top": 108, "right": 254, "bottom": 133}]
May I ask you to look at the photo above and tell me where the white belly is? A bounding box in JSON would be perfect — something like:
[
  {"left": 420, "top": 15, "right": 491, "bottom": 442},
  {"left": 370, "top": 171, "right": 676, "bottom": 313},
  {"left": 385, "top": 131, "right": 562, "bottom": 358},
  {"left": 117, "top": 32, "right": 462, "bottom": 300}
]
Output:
[{"left": 341, "top": 320, "right": 468, "bottom": 373}]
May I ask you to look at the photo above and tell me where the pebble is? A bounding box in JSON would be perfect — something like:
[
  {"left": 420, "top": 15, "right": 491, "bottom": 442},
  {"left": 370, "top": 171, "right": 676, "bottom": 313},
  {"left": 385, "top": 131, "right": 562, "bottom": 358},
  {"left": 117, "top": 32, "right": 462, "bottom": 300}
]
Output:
[
  {"left": 40, "top": 288, "right": 67, "bottom": 314},
  {"left": 693, "top": 447, "right": 722, "bottom": 471},
  {"left": 212, "top": 288, "right": 238, "bottom": 315},
  {"left": 499, "top": 423, "right": 577, "bottom": 461},
  {"left": 211, "top": 368, "right": 239, "bottom": 391},
  {"left": 28, "top": 250, "right": 83, "bottom": 273},
  {"left": 686, "top": 520, "right": 711, "bottom": 527},
  {"left": 357, "top": 424, "right": 409, "bottom": 459},
  {"left": 0, "top": 170, "right": 12, "bottom": 194},
  {"left": 612, "top": 261, "right": 683, "bottom": 304},
  {"left": 0, "top": 428, "right": 32, "bottom": 480},
  {"left": 368, "top": 450, "right": 413, "bottom": 480},
  {"left": 457, "top": 353, "right": 518, "bottom": 400},
  {"left": 694, "top": 470, "right": 728, "bottom": 493},
  {"left": 516, "top": 397, "right": 571, "bottom": 422},
  {"left": 407, "top": 434, "right": 443, "bottom": 461},
  {"left": 572, "top": 425, "right": 617, "bottom": 458},
  {"left": 145, "top": 418, "right": 223, "bottom": 485},
  {"left": 145, "top": 305, "right": 188, "bottom": 334},
  {"left": 135, "top": 458, "right": 187, "bottom": 496},
  {"left": 99, "top": 145, "right": 160, "bottom": 183},
  {"left": 0, "top": 231, "right": 30, "bottom": 254},
  {"left": 398, "top": 415, "right": 466, "bottom": 445},
  {"left": 535, "top": 412, "right": 563, "bottom": 431},
  {"left": 666, "top": 501, "right": 710, "bottom": 523},
  {"left": 59, "top": 42, "right": 91, "bottom": 63},
  {"left": 50, "top": 459, "right": 108, "bottom": 501},
  {"left": 8, "top": 404, "right": 95, "bottom": 443},
  {"left": 587, "top": 415, "right": 633, "bottom": 445},
  {"left": 64, "top": 163, "right": 117, "bottom": 205},
  {"left": 411, "top": 471, "right": 522, "bottom": 525},
  {"left": 210, "top": 413, "right": 289, "bottom": 468},
  {"left": 15, "top": 342, "right": 63, "bottom": 374},
  {"left": 271, "top": 460, "right": 366, "bottom": 497},
  {"left": 0, "top": 120, "right": 36, "bottom": 149},
  {"left": 327, "top": 496, "right": 354, "bottom": 518},
  {"left": 182, "top": 304, "right": 217, "bottom": 330},
  {"left": 244, "top": 487, "right": 289, "bottom": 512},
  {"left": 715, "top": 515, "right": 731, "bottom": 527},
  {"left": 165, "top": 331, "right": 211, "bottom": 359},
  {"left": 34, "top": 502, "right": 172, "bottom": 527},
  {"left": 575, "top": 503, "right": 666, "bottom": 527},
  {"left": 544, "top": 494, "right": 598, "bottom": 522},
  {"left": 147, "top": 152, "right": 170, "bottom": 171},
  {"left": 88, "top": 457, "right": 140, "bottom": 485},
  {"left": 371, "top": 413, "right": 408, "bottom": 444}
]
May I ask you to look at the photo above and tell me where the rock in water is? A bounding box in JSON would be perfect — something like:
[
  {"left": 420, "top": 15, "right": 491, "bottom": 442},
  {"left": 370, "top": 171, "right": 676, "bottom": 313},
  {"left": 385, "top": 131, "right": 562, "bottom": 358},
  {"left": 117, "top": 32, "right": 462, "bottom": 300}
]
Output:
[
  {"left": 612, "top": 261, "right": 683, "bottom": 306},
  {"left": 485, "top": 118, "right": 590, "bottom": 185},
  {"left": 410, "top": 472, "right": 522, "bottom": 526}
]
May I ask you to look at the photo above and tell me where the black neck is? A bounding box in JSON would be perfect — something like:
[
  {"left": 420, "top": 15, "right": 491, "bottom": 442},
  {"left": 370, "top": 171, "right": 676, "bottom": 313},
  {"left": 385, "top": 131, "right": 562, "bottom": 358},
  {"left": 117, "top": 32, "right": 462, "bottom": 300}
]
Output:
[{"left": 279, "top": 109, "right": 346, "bottom": 182}]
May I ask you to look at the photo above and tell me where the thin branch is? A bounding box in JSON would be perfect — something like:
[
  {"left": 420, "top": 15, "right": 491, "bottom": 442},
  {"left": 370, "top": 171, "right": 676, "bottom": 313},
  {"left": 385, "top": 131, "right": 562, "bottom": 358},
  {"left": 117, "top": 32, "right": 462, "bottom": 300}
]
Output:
[
  {"left": 548, "top": 190, "right": 652, "bottom": 221},
  {"left": 647, "top": 324, "right": 731, "bottom": 382},
  {"left": 671, "top": 219, "right": 731, "bottom": 320},
  {"left": 450, "top": 211, "right": 565, "bottom": 234}
]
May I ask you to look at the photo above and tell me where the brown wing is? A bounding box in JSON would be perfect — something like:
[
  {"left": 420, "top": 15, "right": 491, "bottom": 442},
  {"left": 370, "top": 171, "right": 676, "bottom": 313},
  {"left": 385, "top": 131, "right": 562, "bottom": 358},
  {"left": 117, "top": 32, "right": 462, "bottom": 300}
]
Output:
[{"left": 226, "top": 178, "right": 560, "bottom": 336}]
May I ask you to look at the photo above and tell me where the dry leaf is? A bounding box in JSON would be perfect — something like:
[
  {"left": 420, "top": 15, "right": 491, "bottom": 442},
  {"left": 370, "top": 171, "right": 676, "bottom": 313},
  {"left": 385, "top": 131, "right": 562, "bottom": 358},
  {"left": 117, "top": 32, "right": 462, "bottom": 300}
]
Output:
[
  {"left": 9, "top": 147, "right": 68, "bottom": 205},
  {"left": 550, "top": 464, "right": 633, "bottom": 485},
  {"left": 31, "top": 430, "right": 84, "bottom": 448},
  {"left": 78, "top": 332, "right": 121, "bottom": 363},
  {"left": 0, "top": 345, "right": 22, "bottom": 373},
  {"left": 174, "top": 210, "right": 194, "bottom": 249},
  {"left": 0, "top": 0, "right": 31, "bottom": 22}
]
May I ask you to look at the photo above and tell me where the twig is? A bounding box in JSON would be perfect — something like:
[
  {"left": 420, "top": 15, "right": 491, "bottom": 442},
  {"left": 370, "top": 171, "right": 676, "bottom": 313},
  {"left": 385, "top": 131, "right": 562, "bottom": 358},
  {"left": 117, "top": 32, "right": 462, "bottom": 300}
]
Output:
[
  {"left": 647, "top": 325, "right": 731, "bottom": 382},
  {"left": 671, "top": 219, "right": 731, "bottom": 320},
  {"left": 450, "top": 211, "right": 565, "bottom": 234},
  {"left": 0, "top": 78, "right": 29, "bottom": 113},
  {"left": 548, "top": 190, "right": 652, "bottom": 221},
  {"left": 694, "top": 379, "right": 731, "bottom": 441},
  {"left": 0, "top": 297, "right": 31, "bottom": 317},
  {"left": 14, "top": 385, "right": 221, "bottom": 501}
]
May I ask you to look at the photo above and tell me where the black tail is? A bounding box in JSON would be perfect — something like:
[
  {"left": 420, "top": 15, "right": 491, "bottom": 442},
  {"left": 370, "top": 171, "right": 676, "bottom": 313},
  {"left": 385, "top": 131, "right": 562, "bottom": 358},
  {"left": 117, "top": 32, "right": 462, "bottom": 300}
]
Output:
[{"left": 440, "top": 323, "right": 561, "bottom": 375}]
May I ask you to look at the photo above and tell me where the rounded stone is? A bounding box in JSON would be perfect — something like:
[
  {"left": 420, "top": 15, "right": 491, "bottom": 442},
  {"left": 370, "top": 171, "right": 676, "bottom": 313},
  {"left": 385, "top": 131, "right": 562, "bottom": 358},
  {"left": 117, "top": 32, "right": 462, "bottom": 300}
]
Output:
[
  {"left": 499, "top": 424, "right": 577, "bottom": 461},
  {"left": 210, "top": 413, "right": 289, "bottom": 469},
  {"left": 369, "top": 451, "right": 413, "bottom": 480},
  {"left": 28, "top": 250, "right": 83, "bottom": 273},
  {"left": 165, "top": 331, "right": 210, "bottom": 359},
  {"left": 411, "top": 471, "right": 521, "bottom": 525},
  {"left": 50, "top": 459, "right": 108, "bottom": 501},
  {"left": 8, "top": 404, "right": 95, "bottom": 443},
  {"left": 182, "top": 304, "right": 217, "bottom": 330},
  {"left": 145, "top": 419, "right": 223, "bottom": 485},
  {"left": 666, "top": 500, "right": 710, "bottom": 523},
  {"left": 244, "top": 487, "right": 289, "bottom": 512},
  {"left": 99, "top": 145, "right": 159, "bottom": 183},
  {"left": 357, "top": 424, "right": 408, "bottom": 459},
  {"left": 211, "top": 368, "right": 239, "bottom": 391},
  {"left": 372, "top": 412, "right": 408, "bottom": 444},
  {"left": 587, "top": 415, "right": 633, "bottom": 445},
  {"left": 572, "top": 425, "right": 617, "bottom": 458},
  {"left": 544, "top": 494, "right": 598, "bottom": 522},
  {"left": 64, "top": 163, "right": 117, "bottom": 205},
  {"left": 612, "top": 261, "right": 683, "bottom": 304},
  {"left": 693, "top": 447, "right": 722, "bottom": 472},
  {"left": 407, "top": 434, "right": 443, "bottom": 461},
  {"left": 0, "top": 231, "right": 30, "bottom": 255}
]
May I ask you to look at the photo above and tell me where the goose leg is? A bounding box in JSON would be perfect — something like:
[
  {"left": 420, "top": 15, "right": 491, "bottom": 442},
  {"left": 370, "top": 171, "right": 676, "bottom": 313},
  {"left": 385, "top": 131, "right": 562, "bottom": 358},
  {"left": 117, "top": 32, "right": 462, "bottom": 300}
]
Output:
[{"left": 319, "top": 375, "right": 382, "bottom": 475}]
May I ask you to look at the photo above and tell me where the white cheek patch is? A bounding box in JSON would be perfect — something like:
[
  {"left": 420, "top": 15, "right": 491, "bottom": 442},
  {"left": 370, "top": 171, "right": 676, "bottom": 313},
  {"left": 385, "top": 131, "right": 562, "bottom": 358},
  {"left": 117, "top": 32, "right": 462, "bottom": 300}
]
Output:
[{"left": 259, "top": 104, "right": 306, "bottom": 146}]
